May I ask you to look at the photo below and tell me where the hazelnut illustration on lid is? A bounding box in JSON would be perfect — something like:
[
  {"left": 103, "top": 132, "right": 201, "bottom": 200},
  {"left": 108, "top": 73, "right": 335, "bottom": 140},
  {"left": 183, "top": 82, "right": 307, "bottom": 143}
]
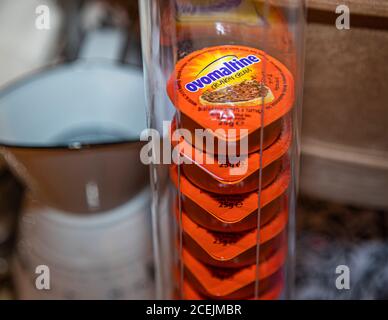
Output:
[
  {"left": 171, "top": 116, "right": 291, "bottom": 194},
  {"left": 170, "top": 163, "right": 290, "bottom": 232},
  {"left": 181, "top": 205, "right": 288, "bottom": 268},
  {"left": 167, "top": 45, "right": 295, "bottom": 154}
]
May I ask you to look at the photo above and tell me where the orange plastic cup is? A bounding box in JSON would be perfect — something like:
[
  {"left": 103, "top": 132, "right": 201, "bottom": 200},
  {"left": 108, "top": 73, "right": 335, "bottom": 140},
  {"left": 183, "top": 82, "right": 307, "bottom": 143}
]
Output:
[
  {"left": 182, "top": 245, "right": 286, "bottom": 300},
  {"left": 180, "top": 112, "right": 283, "bottom": 155},
  {"left": 181, "top": 206, "right": 287, "bottom": 268},
  {"left": 182, "top": 275, "right": 284, "bottom": 300},
  {"left": 170, "top": 163, "right": 290, "bottom": 232},
  {"left": 172, "top": 117, "right": 291, "bottom": 194},
  {"left": 182, "top": 194, "right": 282, "bottom": 233}
]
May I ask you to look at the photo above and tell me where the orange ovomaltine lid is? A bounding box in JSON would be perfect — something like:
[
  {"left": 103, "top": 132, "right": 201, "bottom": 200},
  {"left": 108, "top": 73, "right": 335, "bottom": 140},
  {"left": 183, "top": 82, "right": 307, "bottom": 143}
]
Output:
[
  {"left": 171, "top": 116, "right": 291, "bottom": 194},
  {"left": 167, "top": 45, "right": 294, "bottom": 152},
  {"left": 170, "top": 163, "right": 290, "bottom": 232},
  {"left": 182, "top": 245, "right": 286, "bottom": 299},
  {"left": 181, "top": 206, "right": 287, "bottom": 268}
]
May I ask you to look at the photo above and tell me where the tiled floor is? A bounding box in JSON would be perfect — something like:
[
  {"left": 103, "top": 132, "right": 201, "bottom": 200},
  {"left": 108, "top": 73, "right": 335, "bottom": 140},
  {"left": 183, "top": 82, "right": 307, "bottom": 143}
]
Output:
[{"left": 296, "top": 196, "right": 388, "bottom": 299}]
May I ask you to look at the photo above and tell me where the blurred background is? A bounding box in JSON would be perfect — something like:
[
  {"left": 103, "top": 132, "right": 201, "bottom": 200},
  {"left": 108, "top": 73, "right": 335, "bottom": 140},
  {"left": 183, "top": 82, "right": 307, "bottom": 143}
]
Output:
[{"left": 0, "top": 0, "right": 387, "bottom": 299}]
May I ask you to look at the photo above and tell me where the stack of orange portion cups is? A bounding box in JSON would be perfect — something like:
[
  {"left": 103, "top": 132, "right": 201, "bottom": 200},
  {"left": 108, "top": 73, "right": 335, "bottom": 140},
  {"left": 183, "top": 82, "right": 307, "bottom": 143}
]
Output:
[{"left": 167, "top": 45, "right": 294, "bottom": 300}]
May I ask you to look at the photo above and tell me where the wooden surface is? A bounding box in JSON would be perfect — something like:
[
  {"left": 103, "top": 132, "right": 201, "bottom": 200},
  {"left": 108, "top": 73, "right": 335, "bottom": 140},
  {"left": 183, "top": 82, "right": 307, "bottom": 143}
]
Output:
[
  {"left": 301, "top": 140, "right": 388, "bottom": 208},
  {"left": 307, "top": 0, "right": 388, "bottom": 17},
  {"left": 300, "top": 6, "right": 388, "bottom": 208},
  {"left": 256, "top": 0, "right": 388, "bottom": 17}
]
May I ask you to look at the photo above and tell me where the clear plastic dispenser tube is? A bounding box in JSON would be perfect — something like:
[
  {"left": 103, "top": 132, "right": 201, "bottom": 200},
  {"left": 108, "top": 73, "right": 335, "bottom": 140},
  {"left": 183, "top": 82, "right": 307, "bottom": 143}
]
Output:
[{"left": 140, "top": 0, "right": 305, "bottom": 300}]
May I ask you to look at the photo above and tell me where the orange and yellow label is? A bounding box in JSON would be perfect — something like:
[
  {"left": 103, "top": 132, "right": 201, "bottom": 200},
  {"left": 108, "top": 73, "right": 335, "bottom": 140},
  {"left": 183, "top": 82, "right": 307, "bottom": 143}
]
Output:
[{"left": 167, "top": 45, "right": 294, "bottom": 141}]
